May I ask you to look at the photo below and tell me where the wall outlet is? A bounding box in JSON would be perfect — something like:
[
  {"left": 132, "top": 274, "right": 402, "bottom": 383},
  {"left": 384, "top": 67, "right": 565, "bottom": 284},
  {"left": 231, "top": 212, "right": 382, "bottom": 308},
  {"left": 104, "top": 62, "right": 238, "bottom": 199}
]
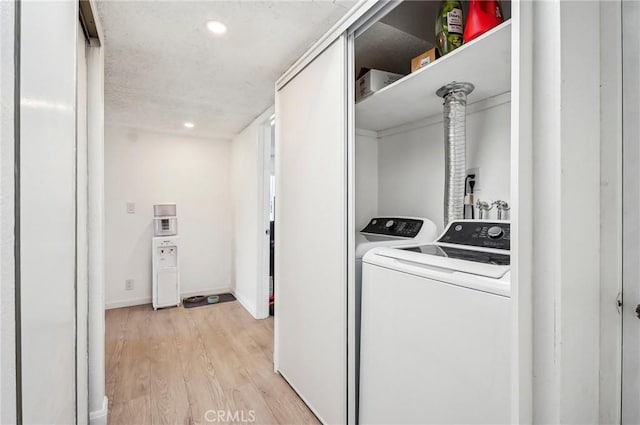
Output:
[
  {"left": 125, "top": 279, "right": 135, "bottom": 291},
  {"left": 466, "top": 167, "right": 480, "bottom": 192},
  {"left": 126, "top": 202, "right": 135, "bottom": 214}
]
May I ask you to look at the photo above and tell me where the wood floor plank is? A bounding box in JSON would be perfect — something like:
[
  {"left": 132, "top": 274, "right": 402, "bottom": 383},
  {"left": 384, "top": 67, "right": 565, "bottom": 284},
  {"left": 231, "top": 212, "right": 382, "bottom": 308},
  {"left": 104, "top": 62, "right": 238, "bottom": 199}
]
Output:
[
  {"left": 224, "top": 383, "right": 279, "bottom": 425},
  {"left": 105, "top": 307, "right": 130, "bottom": 409},
  {"left": 148, "top": 308, "right": 191, "bottom": 425},
  {"left": 108, "top": 396, "right": 151, "bottom": 425},
  {"left": 216, "top": 308, "right": 318, "bottom": 425},
  {"left": 105, "top": 302, "right": 319, "bottom": 425},
  {"left": 172, "top": 308, "right": 232, "bottom": 424},
  {"left": 111, "top": 305, "right": 152, "bottom": 405},
  {"left": 196, "top": 306, "right": 254, "bottom": 391}
]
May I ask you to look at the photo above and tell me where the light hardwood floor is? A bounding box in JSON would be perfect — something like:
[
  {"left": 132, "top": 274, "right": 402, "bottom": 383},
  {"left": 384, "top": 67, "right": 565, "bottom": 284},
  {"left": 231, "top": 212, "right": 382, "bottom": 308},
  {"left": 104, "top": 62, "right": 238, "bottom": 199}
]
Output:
[{"left": 106, "top": 301, "right": 319, "bottom": 425}]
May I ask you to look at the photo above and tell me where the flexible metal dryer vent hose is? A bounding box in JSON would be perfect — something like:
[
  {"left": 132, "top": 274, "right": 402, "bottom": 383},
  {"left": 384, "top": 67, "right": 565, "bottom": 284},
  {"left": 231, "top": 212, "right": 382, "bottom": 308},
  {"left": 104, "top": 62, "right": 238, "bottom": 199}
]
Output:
[{"left": 437, "top": 82, "right": 474, "bottom": 225}]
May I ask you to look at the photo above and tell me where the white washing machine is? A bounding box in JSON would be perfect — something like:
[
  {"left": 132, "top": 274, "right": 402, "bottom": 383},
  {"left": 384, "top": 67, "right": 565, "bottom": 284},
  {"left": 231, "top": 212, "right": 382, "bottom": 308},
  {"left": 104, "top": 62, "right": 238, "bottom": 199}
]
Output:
[
  {"left": 359, "top": 220, "right": 511, "bottom": 425},
  {"left": 354, "top": 217, "right": 437, "bottom": 419}
]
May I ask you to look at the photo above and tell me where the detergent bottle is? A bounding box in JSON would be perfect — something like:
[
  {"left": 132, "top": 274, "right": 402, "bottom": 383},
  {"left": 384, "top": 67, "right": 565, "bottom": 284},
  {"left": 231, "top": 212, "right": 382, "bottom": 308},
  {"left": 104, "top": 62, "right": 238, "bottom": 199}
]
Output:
[
  {"left": 463, "top": 0, "right": 504, "bottom": 43},
  {"left": 435, "top": 0, "right": 464, "bottom": 56}
]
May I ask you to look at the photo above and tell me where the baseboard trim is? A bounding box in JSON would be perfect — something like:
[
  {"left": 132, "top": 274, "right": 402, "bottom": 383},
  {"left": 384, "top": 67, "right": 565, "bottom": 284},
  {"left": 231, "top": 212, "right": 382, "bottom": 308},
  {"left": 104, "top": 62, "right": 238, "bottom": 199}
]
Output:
[
  {"left": 89, "top": 396, "right": 108, "bottom": 425},
  {"left": 106, "top": 287, "right": 233, "bottom": 310},
  {"left": 106, "top": 296, "right": 151, "bottom": 309},
  {"left": 233, "top": 290, "right": 258, "bottom": 319}
]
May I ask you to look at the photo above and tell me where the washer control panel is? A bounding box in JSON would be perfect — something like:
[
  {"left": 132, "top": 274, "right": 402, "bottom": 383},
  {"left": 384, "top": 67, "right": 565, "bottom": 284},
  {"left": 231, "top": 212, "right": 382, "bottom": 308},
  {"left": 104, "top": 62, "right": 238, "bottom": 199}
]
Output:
[
  {"left": 360, "top": 217, "right": 424, "bottom": 238},
  {"left": 438, "top": 221, "right": 510, "bottom": 250}
]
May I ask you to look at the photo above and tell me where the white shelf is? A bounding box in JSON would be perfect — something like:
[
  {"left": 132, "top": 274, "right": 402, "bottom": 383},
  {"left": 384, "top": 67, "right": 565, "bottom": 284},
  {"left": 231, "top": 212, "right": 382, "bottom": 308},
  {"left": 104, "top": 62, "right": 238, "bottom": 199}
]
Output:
[
  {"left": 355, "top": 21, "right": 434, "bottom": 76},
  {"left": 355, "top": 20, "right": 511, "bottom": 132}
]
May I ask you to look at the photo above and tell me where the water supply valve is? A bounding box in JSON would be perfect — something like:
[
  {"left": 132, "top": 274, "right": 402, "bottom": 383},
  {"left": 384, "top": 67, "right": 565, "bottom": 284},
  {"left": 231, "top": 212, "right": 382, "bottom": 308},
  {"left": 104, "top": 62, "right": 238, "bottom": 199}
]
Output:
[
  {"left": 493, "top": 200, "right": 510, "bottom": 220},
  {"left": 475, "top": 200, "right": 493, "bottom": 219}
]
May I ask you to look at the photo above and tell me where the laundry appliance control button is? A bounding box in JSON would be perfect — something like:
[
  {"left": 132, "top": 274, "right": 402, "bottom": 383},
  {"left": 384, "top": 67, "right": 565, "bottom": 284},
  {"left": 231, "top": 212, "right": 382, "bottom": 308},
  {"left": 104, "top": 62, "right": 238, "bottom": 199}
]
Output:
[{"left": 487, "top": 226, "right": 504, "bottom": 239}]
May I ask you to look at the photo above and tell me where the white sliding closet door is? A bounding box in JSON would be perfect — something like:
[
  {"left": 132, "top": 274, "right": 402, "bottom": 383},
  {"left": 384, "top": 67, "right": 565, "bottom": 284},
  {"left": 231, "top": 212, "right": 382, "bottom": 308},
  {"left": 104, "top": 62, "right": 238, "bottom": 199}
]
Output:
[
  {"left": 275, "top": 36, "right": 347, "bottom": 424},
  {"left": 20, "top": 2, "right": 79, "bottom": 423}
]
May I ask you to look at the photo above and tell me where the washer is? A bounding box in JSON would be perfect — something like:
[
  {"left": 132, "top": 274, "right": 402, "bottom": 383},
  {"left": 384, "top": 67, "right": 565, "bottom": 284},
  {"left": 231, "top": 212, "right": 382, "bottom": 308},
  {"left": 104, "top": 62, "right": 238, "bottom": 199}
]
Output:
[
  {"left": 354, "top": 217, "right": 437, "bottom": 419},
  {"left": 359, "top": 220, "right": 511, "bottom": 425}
]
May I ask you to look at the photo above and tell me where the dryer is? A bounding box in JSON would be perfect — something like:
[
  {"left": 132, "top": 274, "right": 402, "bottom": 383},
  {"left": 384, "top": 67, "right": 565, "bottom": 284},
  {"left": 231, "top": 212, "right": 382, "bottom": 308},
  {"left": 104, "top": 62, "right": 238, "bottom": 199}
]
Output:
[
  {"left": 359, "top": 220, "right": 511, "bottom": 425},
  {"left": 356, "top": 216, "right": 438, "bottom": 291}
]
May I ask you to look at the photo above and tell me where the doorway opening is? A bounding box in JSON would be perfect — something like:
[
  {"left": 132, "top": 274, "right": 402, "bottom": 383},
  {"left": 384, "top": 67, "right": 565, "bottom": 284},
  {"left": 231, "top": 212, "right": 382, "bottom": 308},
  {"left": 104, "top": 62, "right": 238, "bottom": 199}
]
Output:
[{"left": 263, "top": 115, "right": 276, "bottom": 318}]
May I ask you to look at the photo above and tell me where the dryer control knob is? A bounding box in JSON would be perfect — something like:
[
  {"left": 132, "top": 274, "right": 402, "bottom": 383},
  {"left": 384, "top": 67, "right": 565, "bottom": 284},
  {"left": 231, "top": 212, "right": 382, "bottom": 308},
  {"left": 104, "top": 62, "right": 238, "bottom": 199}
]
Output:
[
  {"left": 487, "top": 226, "right": 504, "bottom": 239},
  {"left": 385, "top": 220, "right": 395, "bottom": 228}
]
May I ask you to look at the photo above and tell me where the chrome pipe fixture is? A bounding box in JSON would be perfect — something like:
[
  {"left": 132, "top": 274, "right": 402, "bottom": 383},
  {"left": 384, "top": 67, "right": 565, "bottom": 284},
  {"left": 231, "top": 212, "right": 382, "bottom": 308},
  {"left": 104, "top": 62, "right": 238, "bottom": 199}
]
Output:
[
  {"left": 475, "top": 200, "right": 492, "bottom": 220},
  {"left": 437, "top": 82, "right": 475, "bottom": 225},
  {"left": 493, "top": 200, "right": 510, "bottom": 220}
]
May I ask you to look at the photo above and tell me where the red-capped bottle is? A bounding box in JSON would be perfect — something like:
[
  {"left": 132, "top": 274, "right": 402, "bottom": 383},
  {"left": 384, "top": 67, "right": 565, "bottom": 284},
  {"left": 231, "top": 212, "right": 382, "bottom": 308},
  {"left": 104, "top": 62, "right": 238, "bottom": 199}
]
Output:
[{"left": 463, "top": 0, "right": 504, "bottom": 43}]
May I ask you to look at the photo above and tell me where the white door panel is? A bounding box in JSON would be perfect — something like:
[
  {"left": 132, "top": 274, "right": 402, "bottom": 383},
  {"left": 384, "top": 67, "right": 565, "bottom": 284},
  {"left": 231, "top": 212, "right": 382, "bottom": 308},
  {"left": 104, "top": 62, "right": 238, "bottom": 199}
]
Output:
[
  {"left": 275, "top": 36, "right": 347, "bottom": 424},
  {"left": 623, "top": 2, "right": 640, "bottom": 423},
  {"left": 20, "top": 2, "right": 79, "bottom": 423}
]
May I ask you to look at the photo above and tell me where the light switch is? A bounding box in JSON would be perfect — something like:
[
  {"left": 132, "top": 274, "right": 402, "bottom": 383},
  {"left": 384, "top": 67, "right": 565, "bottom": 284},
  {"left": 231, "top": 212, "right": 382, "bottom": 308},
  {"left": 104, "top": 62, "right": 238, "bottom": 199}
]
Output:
[{"left": 126, "top": 202, "right": 135, "bottom": 214}]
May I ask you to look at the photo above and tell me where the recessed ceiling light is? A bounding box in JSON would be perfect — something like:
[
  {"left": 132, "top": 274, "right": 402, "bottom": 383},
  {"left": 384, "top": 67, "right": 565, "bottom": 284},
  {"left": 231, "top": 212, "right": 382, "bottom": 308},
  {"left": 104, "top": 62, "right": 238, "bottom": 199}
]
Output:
[
  {"left": 184, "top": 122, "right": 195, "bottom": 129},
  {"left": 206, "top": 20, "right": 227, "bottom": 35}
]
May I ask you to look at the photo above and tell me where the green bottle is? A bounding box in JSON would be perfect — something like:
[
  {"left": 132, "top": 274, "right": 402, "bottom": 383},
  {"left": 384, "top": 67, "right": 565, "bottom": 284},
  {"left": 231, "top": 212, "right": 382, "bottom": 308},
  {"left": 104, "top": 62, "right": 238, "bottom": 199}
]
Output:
[{"left": 435, "top": 0, "right": 464, "bottom": 56}]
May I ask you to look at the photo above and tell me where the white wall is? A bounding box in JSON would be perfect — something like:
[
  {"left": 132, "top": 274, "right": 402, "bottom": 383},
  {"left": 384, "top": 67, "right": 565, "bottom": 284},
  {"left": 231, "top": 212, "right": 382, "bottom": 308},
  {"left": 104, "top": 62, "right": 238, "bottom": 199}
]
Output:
[
  {"left": 355, "top": 130, "right": 379, "bottom": 230},
  {"left": 376, "top": 96, "right": 511, "bottom": 231},
  {"left": 230, "top": 107, "right": 273, "bottom": 319},
  {"left": 530, "top": 2, "right": 601, "bottom": 422},
  {"left": 105, "top": 126, "right": 233, "bottom": 308},
  {"left": 0, "top": 1, "right": 16, "bottom": 423}
]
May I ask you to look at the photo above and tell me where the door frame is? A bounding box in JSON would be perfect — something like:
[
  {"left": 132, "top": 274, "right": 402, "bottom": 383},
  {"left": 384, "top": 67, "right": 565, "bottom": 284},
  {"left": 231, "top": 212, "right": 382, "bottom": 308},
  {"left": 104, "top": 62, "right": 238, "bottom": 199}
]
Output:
[
  {"left": 622, "top": 1, "right": 640, "bottom": 422},
  {"left": 1, "top": 1, "right": 18, "bottom": 422},
  {"left": 77, "top": 17, "right": 90, "bottom": 424},
  {"left": 258, "top": 112, "right": 275, "bottom": 320},
  {"left": 81, "top": 1, "right": 108, "bottom": 422}
]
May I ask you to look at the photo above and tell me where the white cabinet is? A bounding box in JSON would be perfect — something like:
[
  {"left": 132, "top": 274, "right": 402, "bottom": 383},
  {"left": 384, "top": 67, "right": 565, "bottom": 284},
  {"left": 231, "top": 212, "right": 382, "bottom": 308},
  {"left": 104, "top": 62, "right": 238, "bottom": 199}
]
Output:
[{"left": 275, "top": 36, "right": 348, "bottom": 424}]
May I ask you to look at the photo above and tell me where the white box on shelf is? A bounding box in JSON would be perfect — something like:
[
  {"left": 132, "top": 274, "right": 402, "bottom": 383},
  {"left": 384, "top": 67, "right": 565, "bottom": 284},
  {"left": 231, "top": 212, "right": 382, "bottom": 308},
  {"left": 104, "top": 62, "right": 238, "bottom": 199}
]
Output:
[{"left": 356, "top": 69, "right": 403, "bottom": 102}]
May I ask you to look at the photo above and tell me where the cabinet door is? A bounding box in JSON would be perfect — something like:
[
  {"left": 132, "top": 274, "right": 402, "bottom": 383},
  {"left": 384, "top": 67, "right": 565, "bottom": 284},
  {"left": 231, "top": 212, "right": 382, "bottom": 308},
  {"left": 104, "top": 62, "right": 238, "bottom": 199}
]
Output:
[
  {"left": 157, "top": 269, "right": 178, "bottom": 306},
  {"left": 275, "top": 35, "right": 347, "bottom": 424}
]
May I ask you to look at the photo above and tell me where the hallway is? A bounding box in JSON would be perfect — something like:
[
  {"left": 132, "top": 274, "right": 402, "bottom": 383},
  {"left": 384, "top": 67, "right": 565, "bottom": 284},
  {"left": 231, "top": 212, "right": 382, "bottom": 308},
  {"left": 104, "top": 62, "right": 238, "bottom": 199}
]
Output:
[{"left": 105, "top": 302, "right": 318, "bottom": 425}]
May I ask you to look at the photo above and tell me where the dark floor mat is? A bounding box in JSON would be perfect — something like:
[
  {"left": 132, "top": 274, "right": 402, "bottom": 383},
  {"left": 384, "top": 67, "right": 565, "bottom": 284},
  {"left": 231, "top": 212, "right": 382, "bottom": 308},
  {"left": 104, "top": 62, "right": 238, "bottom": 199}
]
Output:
[{"left": 183, "top": 293, "right": 236, "bottom": 309}]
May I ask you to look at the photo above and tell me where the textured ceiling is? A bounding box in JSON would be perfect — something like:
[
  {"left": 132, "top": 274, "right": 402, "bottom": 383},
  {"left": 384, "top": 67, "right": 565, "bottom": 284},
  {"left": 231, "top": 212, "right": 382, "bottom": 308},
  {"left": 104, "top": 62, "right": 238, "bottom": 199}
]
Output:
[{"left": 97, "top": 1, "right": 354, "bottom": 140}]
